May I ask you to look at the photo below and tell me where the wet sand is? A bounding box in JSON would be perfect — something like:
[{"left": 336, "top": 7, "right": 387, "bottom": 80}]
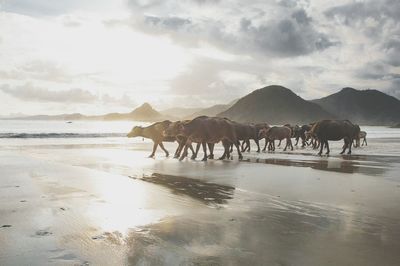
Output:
[{"left": 1, "top": 139, "right": 400, "bottom": 265}]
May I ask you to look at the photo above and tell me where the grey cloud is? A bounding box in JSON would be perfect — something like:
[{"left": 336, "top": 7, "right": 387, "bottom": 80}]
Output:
[
  {"left": 237, "top": 14, "right": 336, "bottom": 57},
  {"left": 291, "top": 9, "right": 311, "bottom": 25},
  {"left": 170, "top": 59, "right": 249, "bottom": 102},
  {"left": 132, "top": 6, "right": 336, "bottom": 57},
  {"left": 277, "top": 0, "right": 302, "bottom": 8},
  {"left": 0, "top": 83, "right": 136, "bottom": 106},
  {"left": 325, "top": 0, "right": 400, "bottom": 23},
  {"left": 0, "top": 60, "right": 72, "bottom": 82},
  {"left": 325, "top": 0, "right": 400, "bottom": 38},
  {"left": 357, "top": 61, "right": 400, "bottom": 80},
  {"left": 384, "top": 38, "right": 400, "bottom": 67},
  {"left": 385, "top": 78, "right": 400, "bottom": 99},
  {"left": 144, "top": 16, "right": 191, "bottom": 31},
  {"left": 0, "top": 83, "right": 97, "bottom": 103},
  {"left": 357, "top": 61, "right": 389, "bottom": 80},
  {"left": 101, "top": 93, "right": 136, "bottom": 108}
]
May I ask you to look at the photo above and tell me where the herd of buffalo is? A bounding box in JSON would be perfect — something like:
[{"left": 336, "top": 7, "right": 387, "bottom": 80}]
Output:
[{"left": 127, "top": 116, "right": 368, "bottom": 161}]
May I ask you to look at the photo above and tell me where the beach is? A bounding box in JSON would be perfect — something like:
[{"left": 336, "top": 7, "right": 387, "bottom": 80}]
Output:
[{"left": 1, "top": 120, "right": 400, "bottom": 266}]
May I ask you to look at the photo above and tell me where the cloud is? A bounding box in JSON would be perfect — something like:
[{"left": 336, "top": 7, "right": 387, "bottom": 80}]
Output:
[
  {"left": 325, "top": 0, "right": 400, "bottom": 25},
  {"left": 0, "top": 0, "right": 83, "bottom": 16},
  {"left": 124, "top": 1, "right": 337, "bottom": 58},
  {"left": 384, "top": 38, "right": 400, "bottom": 67},
  {"left": 101, "top": 93, "right": 136, "bottom": 108},
  {"left": 0, "top": 83, "right": 136, "bottom": 107},
  {"left": 0, "top": 83, "right": 97, "bottom": 103}
]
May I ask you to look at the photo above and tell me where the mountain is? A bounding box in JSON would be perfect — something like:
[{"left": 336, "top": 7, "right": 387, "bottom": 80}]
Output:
[
  {"left": 8, "top": 103, "right": 170, "bottom": 122},
  {"left": 218, "top": 85, "right": 334, "bottom": 124},
  {"left": 185, "top": 99, "right": 238, "bottom": 119},
  {"left": 312, "top": 87, "right": 400, "bottom": 125},
  {"left": 101, "top": 103, "right": 165, "bottom": 121},
  {"left": 161, "top": 107, "right": 203, "bottom": 119},
  {"left": 10, "top": 113, "right": 87, "bottom": 121}
]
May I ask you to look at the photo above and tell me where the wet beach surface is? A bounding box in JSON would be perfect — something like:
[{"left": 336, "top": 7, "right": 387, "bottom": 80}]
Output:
[{"left": 1, "top": 138, "right": 400, "bottom": 265}]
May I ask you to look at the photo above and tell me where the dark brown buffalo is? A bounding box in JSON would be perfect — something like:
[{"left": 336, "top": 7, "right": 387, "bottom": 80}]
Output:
[
  {"left": 297, "top": 124, "right": 313, "bottom": 147},
  {"left": 174, "top": 116, "right": 243, "bottom": 161},
  {"left": 227, "top": 121, "right": 260, "bottom": 153},
  {"left": 310, "top": 120, "right": 360, "bottom": 155},
  {"left": 254, "top": 123, "right": 270, "bottom": 152},
  {"left": 353, "top": 126, "right": 367, "bottom": 147},
  {"left": 163, "top": 120, "right": 196, "bottom": 158},
  {"left": 127, "top": 120, "right": 175, "bottom": 157},
  {"left": 259, "top": 126, "right": 293, "bottom": 151},
  {"left": 358, "top": 131, "right": 367, "bottom": 146},
  {"left": 240, "top": 124, "right": 260, "bottom": 152}
]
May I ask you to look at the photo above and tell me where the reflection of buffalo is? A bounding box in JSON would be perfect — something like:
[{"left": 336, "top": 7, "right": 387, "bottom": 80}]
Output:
[
  {"left": 141, "top": 173, "right": 235, "bottom": 205},
  {"left": 310, "top": 120, "right": 360, "bottom": 155},
  {"left": 127, "top": 120, "right": 174, "bottom": 158}
]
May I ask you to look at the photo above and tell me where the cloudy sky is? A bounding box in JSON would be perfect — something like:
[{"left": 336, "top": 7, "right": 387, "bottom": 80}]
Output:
[{"left": 0, "top": 0, "right": 399, "bottom": 115}]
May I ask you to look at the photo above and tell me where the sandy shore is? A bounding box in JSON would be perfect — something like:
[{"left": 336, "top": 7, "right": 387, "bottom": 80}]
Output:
[{"left": 1, "top": 139, "right": 400, "bottom": 265}]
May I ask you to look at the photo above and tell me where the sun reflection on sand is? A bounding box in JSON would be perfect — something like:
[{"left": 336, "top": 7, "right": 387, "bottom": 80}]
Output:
[{"left": 83, "top": 174, "right": 168, "bottom": 234}]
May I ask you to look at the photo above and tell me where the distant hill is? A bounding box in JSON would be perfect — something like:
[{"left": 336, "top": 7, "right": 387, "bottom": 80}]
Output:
[
  {"left": 312, "top": 87, "right": 400, "bottom": 125},
  {"left": 186, "top": 99, "right": 238, "bottom": 119},
  {"left": 9, "top": 103, "right": 170, "bottom": 122},
  {"left": 161, "top": 107, "right": 202, "bottom": 119},
  {"left": 218, "top": 85, "right": 334, "bottom": 124},
  {"left": 10, "top": 113, "right": 87, "bottom": 121},
  {"left": 101, "top": 103, "right": 165, "bottom": 121}
]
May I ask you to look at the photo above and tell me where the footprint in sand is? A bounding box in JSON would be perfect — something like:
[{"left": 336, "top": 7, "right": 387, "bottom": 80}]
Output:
[
  {"left": 1, "top": 225, "right": 12, "bottom": 228},
  {"left": 34, "top": 229, "right": 53, "bottom": 237}
]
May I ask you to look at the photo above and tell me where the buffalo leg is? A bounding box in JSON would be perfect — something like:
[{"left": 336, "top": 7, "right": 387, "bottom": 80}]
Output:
[
  {"left": 207, "top": 143, "right": 215, "bottom": 159},
  {"left": 262, "top": 139, "right": 268, "bottom": 152},
  {"left": 189, "top": 144, "right": 195, "bottom": 157},
  {"left": 159, "top": 142, "right": 169, "bottom": 157},
  {"left": 241, "top": 141, "right": 246, "bottom": 152},
  {"left": 347, "top": 138, "right": 352, "bottom": 154},
  {"left": 255, "top": 139, "right": 260, "bottom": 152},
  {"left": 191, "top": 143, "right": 201, "bottom": 160},
  {"left": 219, "top": 141, "right": 229, "bottom": 160},
  {"left": 363, "top": 137, "right": 367, "bottom": 146},
  {"left": 149, "top": 142, "right": 159, "bottom": 158},
  {"left": 234, "top": 141, "right": 243, "bottom": 160},
  {"left": 325, "top": 140, "right": 330, "bottom": 155},
  {"left": 244, "top": 140, "right": 250, "bottom": 152},
  {"left": 340, "top": 139, "right": 348, "bottom": 154},
  {"left": 318, "top": 139, "right": 324, "bottom": 156},
  {"left": 179, "top": 140, "right": 192, "bottom": 161},
  {"left": 277, "top": 140, "right": 282, "bottom": 147},
  {"left": 174, "top": 141, "right": 183, "bottom": 158},
  {"left": 201, "top": 142, "right": 208, "bottom": 161}
]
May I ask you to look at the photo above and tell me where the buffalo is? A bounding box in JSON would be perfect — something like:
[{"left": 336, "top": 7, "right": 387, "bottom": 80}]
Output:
[
  {"left": 310, "top": 120, "right": 360, "bottom": 155},
  {"left": 127, "top": 120, "right": 174, "bottom": 157}
]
